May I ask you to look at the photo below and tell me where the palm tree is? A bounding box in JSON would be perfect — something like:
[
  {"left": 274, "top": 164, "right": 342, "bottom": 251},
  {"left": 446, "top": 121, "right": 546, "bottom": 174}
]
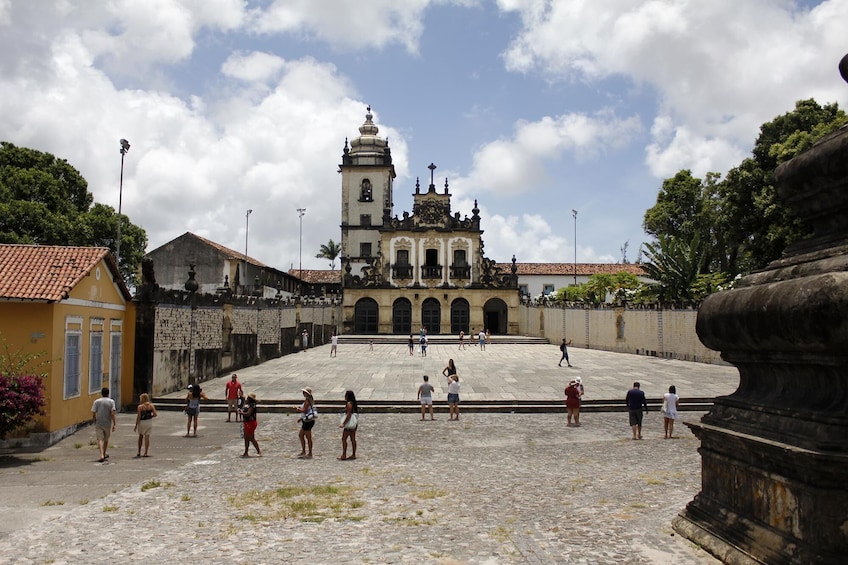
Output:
[
  {"left": 316, "top": 239, "right": 342, "bottom": 270},
  {"left": 639, "top": 233, "right": 705, "bottom": 304}
]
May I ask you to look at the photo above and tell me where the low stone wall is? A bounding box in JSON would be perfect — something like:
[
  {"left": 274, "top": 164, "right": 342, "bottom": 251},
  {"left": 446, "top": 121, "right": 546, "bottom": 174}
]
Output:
[
  {"left": 134, "top": 292, "right": 341, "bottom": 398},
  {"left": 519, "top": 304, "right": 724, "bottom": 365}
]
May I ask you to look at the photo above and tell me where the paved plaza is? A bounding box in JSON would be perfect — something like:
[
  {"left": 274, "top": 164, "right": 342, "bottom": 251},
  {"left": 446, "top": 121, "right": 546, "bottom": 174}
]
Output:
[{"left": 0, "top": 342, "right": 739, "bottom": 564}]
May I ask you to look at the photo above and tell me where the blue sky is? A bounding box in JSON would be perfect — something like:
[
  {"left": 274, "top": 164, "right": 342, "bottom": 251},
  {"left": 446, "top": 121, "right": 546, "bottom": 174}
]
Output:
[{"left": 1, "top": 1, "right": 846, "bottom": 273}]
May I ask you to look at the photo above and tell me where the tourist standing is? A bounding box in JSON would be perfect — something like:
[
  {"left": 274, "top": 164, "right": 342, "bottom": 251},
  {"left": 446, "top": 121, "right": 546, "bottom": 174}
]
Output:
[
  {"left": 558, "top": 338, "right": 573, "bottom": 367},
  {"left": 625, "top": 382, "right": 649, "bottom": 440},
  {"left": 133, "top": 393, "right": 157, "bottom": 457},
  {"left": 478, "top": 329, "right": 486, "bottom": 350},
  {"left": 338, "top": 390, "right": 359, "bottom": 460},
  {"left": 91, "top": 387, "right": 116, "bottom": 463},
  {"left": 420, "top": 333, "right": 428, "bottom": 356},
  {"left": 236, "top": 388, "right": 245, "bottom": 422},
  {"left": 330, "top": 332, "right": 338, "bottom": 357},
  {"left": 446, "top": 375, "right": 461, "bottom": 420},
  {"left": 408, "top": 334, "right": 415, "bottom": 356},
  {"left": 442, "top": 359, "right": 458, "bottom": 379},
  {"left": 458, "top": 330, "right": 466, "bottom": 350},
  {"left": 296, "top": 387, "right": 317, "bottom": 458},
  {"left": 240, "top": 393, "right": 262, "bottom": 457},
  {"left": 418, "top": 375, "right": 436, "bottom": 420},
  {"left": 185, "top": 384, "right": 208, "bottom": 437},
  {"left": 301, "top": 329, "right": 309, "bottom": 350},
  {"left": 662, "top": 385, "right": 680, "bottom": 439},
  {"left": 224, "top": 374, "right": 243, "bottom": 422},
  {"left": 564, "top": 380, "right": 581, "bottom": 427}
]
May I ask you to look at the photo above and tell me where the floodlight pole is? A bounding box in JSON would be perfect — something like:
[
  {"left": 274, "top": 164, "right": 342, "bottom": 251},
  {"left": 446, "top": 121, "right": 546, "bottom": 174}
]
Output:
[
  {"left": 245, "top": 209, "right": 253, "bottom": 293},
  {"left": 572, "top": 209, "right": 578, "bottom": 286},
  {"left": 116, "top": 139, "right": 130, "bottom": 267},
  {"left": 297, "top": 208, "right": 306, "bottom": 295}
]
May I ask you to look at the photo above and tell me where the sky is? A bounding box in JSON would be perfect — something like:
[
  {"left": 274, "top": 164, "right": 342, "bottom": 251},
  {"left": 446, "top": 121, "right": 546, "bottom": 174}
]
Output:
[{"left": 1, "top": 0, "right": 846, "bottom": 275}]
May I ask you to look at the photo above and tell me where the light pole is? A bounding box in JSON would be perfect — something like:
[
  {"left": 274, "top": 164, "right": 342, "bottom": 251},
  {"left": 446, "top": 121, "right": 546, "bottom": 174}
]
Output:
[
  {"left": 572, "top": 209, "right": 578, "bottom": 286},
  {"left": 297, "top": 208, "right": 306, "bottom": 295},
  {"left": 116, "top": 138, "right": 130, "bottom": 267},
  {"left": 244, "top": 209, "right": 253, "bottom": 294}
]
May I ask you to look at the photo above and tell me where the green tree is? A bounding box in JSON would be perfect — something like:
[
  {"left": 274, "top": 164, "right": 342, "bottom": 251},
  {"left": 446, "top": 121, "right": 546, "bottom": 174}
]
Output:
[
  {"left": 645, "top": 99, "right": 847, "bottom": 279},
  {"left": 315, "top": 239, "right": 342, "bottom": 270},
  {"left": 0, "top": 142, "right": 147, "bottom": 284},
  {"left": 639, "top": 233, "right": 705, "bottom": 303}
]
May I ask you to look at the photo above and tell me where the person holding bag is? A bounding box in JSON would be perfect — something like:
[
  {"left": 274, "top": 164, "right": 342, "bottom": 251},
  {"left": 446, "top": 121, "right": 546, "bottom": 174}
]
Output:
[
  {"left": 338, "top": 390, "right": 359, "bottom": 460},
  {"left": 133, "top": 393, "right": 157, "bottom": 457},
  {"left": 296, "top": 387, "right": 317, "bottom": 458}
]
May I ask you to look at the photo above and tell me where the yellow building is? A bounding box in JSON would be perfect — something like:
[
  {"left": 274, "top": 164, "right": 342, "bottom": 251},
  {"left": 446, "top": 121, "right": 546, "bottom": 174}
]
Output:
[
  {"left": 0, "top": 245, "right": 134, "bottom": 444},
  {"left": 340, "top": 108, "right": 519, "bottom": 334}
]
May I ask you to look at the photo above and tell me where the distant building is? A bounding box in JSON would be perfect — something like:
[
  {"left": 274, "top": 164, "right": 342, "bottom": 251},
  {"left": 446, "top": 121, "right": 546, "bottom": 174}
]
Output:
[
  {"left": 144, "top": 232, "right": 299, "bottom": 298},
  {"left": 498, "top": 262, "right": 649, "bottom": 299},
  {"left": 339, "top": 108, "right": 519, "bottom": 334},
  {"left": 0, "top": 244, "right": 134, "bottom": 444}
]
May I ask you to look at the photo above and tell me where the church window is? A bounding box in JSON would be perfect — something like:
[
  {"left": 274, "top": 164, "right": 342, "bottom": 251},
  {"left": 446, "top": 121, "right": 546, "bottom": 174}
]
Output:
[
  {"left": 360, "top": 214, "right": 371, "bottom": 226},
  {"left": 360, "top": 243, "right": 372, "bottom": 257},
  {"left": 360, "top": 179, "right": 373, "bottom": 202}
]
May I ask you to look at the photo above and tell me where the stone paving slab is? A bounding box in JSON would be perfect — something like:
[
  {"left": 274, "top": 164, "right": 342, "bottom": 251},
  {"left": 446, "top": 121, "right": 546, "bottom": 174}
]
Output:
[
  {"left": 0, "top": 411, "right": 719, "bottom": 564},
  {"left": 0, "top": 344, "right": 738, "bottom": 563},
  {"left": 159, "top": 343, "right": 739, "bottom": 405}
]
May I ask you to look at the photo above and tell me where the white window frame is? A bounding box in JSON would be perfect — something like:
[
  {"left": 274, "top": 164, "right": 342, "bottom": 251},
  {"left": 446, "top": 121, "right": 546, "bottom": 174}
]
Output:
[
  {"left": 89, "top": 318, "right": 104, "bottom": 394},
  {"left": 64, "top": 316, "right": 83, "bottom": 399}
]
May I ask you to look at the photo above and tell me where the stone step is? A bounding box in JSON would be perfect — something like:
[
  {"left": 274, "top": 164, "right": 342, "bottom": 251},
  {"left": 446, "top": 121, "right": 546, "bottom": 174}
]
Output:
[{"left": 151, "top": 398, "right": 713, "bottom": 414}]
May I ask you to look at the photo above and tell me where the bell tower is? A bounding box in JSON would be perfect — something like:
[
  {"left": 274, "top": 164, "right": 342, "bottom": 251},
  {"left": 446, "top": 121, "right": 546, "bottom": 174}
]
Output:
[{"left": 339, "top": 106, "right": 395, "bottom": 275}]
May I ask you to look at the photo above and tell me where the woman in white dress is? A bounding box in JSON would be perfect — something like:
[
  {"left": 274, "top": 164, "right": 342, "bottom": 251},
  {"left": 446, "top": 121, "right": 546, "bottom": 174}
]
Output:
[{"left": 662, "top": 385, "right": 680, "bottom": 439}]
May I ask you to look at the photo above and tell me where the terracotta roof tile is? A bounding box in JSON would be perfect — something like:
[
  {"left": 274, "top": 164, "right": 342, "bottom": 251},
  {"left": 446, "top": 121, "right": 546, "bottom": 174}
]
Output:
[
  {"left": 288, "top": 269, "right": 343, "bottom": 284},
  {"left": 186, "top": 233, "right": 272, "bottom": 269},
  {"left": 495, "top": 262, "right": 646, "bottom": 276},
  {"left": 0, "top": 244, "right": 124, "bottom": 302}
]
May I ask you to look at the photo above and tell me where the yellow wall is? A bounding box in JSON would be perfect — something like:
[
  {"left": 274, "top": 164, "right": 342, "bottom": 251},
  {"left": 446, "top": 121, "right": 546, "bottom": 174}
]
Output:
[{"left": 0, "top": 258, "right": 135, "bottom": 436}]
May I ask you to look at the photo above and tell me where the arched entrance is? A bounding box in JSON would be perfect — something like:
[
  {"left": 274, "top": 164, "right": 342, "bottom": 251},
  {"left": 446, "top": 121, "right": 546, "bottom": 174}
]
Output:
[
  {"left": 483, "top": 298, "right": 508, "bottom": 334},
  {"left": 354, "top": 297, "right": 379, "bottom": 334},
  {"left": 450, "top": 298, "right": 469, "bottom": 334},
  {"left": 392, "top": 298, "right": 412, "bottom": 335},
  {"left": 421, "top": 298, "right": 441, "bottom": 334}
]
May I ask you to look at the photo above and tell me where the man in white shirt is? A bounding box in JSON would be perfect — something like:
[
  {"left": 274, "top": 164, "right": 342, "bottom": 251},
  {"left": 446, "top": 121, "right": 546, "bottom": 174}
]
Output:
[{"left": 91, "top": 387, "right": 116, "bottom": 463}]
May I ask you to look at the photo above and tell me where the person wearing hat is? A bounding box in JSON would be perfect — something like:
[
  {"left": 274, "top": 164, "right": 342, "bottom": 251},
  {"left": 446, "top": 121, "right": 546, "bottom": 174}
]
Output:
[
  {"left": 240, "top": 393, "right": 261, "bottom": 457},
  {"left": 296, "top": 387, "right": 317, "bottom": 458},
  {"left": 564, "top": 379, "right": 581, "bottom": 427}
]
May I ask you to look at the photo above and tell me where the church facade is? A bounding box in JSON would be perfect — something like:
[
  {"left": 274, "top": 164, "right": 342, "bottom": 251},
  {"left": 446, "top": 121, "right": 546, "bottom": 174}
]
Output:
[{"left": 340, "top": 108, "right": 519, "bottom": 335}]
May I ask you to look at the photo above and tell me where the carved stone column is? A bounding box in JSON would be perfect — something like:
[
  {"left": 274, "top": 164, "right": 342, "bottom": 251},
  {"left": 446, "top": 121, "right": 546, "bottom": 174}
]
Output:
[{"left": 673, "top": 57, "right": 848, "bottom": 565}]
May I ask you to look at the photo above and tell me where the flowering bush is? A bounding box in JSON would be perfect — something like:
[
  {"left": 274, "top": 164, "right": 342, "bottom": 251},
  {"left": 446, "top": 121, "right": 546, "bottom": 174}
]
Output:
[{"left": 0, "top": 373, "right": 46, "bottom": 439}]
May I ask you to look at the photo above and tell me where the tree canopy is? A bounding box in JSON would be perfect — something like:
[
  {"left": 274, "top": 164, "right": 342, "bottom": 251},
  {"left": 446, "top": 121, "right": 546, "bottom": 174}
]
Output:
[
  {"left": 642, "top": 99, "right": 847, "bottom": 301},
  {"left": 0, "top": 142, "right": 147, "bottom": 284}
]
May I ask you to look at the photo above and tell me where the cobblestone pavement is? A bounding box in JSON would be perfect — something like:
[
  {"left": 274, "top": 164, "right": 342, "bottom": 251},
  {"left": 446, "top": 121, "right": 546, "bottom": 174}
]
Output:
[
  {"left": 0, "top": 411, "right": 719, "bottom": 564},
  {"left": 0, "top": 344, "right": 735, "bottom": 563}
]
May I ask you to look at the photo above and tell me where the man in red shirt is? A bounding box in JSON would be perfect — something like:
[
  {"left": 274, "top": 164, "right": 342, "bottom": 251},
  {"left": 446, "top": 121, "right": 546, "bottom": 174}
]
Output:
[{"left": 225, "top": 374, "right": 243, "bottom": 422}]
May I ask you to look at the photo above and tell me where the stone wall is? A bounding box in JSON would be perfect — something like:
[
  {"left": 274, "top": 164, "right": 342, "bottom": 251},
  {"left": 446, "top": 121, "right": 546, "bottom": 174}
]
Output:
[
  {"left": 519, "top": 304, "right": 723, "bottom": 365},
  {"left": 136, "top": 295, "right": 340, "bottom": 398}
]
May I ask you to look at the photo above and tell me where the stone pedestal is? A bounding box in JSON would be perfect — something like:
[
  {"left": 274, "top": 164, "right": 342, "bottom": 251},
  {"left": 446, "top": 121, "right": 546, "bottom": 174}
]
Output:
[{"left": 673, "top": 119, "right": 848, "bottom": 563}]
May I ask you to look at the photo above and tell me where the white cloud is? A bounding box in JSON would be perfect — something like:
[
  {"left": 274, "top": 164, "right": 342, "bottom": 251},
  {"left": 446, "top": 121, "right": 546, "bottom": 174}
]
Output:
[
  {"left": 455, "top": 111, "right": 641, "bottom": 196},
  {"left": 0, "top": 13, "right": 408, "bottom": 271},
  {"left": 222, "top": 51, "right": 286, "bottom": 83},
  {"left": 498, "top": 0, "right": 848, "bottom": 177},
  {"left": 248, "top": 0, "right": 434, "bottom": 53}
]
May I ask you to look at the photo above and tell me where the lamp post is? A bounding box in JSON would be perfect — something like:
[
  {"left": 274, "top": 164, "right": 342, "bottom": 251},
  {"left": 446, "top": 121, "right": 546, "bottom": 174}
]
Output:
[
  {"left": 297, "top": 208, "right": 306, "bottom": 295},
  {"left": 244, "top": 209, "right": 253, "bottom": 293},
  {"left": 572, "top": 209, "right": 578, "bottom": 286},
  {"left": 116, "top": 138, "right": 130, "bottom": 267}
]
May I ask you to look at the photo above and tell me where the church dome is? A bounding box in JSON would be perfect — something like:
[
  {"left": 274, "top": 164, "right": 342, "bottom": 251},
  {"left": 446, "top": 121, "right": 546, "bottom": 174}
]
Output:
[{"left": 349, "top": 106, "right": 389, "bottom": 162}]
